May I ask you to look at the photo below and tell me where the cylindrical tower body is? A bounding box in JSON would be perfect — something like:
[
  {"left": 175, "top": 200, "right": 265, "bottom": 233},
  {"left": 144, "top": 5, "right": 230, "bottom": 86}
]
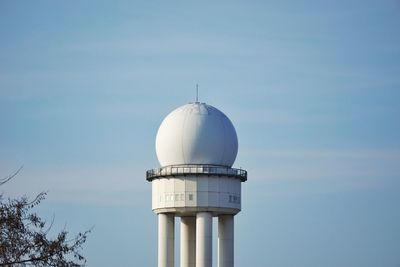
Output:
[{"left": 147, "top": 102, "right": 247, "bottom": 267}]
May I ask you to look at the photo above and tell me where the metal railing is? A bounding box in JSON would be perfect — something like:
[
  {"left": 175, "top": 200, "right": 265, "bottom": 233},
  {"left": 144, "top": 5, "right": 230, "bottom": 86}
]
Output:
[{"left": 146, "top": 164, "right": 247, "bottom": 182}]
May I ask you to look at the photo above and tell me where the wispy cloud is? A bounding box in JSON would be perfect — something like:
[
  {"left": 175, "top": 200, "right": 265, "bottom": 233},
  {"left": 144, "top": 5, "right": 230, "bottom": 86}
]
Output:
[
  {"left": 232, "top": 108, "right": 331, "bottom": 125},
  {"left": 66, "top": 34, "right": 256, "bottom": 57},
  {"left": 1, "top": 166, "right": 149, "bottom": 207},
  {"left": 240, "top": 148, "right": 400, "bottom": 192}
]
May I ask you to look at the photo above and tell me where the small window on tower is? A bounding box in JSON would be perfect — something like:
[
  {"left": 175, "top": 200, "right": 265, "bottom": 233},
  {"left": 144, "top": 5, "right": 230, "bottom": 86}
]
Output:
[{"left": 189, "top": 194, "right": 193, "bottom": 201}]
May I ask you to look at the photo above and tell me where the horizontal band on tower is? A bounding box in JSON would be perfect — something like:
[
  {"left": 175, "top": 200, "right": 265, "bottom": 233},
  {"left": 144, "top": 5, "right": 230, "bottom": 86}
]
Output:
[{"left": 146, "top": 164, "right": 247, "bottom": 182}]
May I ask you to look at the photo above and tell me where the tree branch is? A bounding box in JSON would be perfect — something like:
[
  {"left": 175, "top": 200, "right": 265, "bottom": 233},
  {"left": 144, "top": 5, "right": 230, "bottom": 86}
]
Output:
[
  {"left": 0, "top": 165, "right": 23, "bottom": 185},
  {"left": 0, "top": 255, "right": 49, "bottom": 266}
]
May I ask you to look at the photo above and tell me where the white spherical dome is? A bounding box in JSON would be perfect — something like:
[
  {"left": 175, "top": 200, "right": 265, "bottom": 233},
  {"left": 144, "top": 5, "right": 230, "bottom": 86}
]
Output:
[{"left": 156, "top": 102, "right": 238, "bottom": 167}]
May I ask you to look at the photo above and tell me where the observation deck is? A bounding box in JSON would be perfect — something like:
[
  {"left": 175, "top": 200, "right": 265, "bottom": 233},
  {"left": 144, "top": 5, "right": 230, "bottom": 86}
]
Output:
[{"left": 146, "top": 164, "right": 247, "bottom": 182}]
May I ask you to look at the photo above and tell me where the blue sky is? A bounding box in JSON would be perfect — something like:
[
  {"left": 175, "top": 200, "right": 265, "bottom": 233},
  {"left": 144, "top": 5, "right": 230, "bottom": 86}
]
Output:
[{"left": 1, "top": 1, "right": 399, "bottom": 266}]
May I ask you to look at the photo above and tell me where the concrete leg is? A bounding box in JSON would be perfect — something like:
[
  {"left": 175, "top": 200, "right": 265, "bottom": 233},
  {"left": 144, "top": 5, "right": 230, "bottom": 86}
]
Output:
[
  {"left": 218, "top": 215, "right": 234, "bottom": 267},
  {"left": 181, "top": 216, "right": 196, "bottom": 267},
  {"left": 158, "top": 213, "right": 175, "bottom": 267},
  {"left": 196, "top": 212, "right": 212, "bottom": 267}
]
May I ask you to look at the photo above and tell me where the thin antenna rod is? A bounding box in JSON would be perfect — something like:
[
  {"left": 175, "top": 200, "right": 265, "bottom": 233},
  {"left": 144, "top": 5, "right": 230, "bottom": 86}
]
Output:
[{"left": 196, "top": 84, "right": 199, "bottom": 102}]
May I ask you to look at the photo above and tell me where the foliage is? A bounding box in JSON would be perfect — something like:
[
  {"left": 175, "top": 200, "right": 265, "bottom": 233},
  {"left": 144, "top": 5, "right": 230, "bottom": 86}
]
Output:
[{"left": 0, "top": 168, "right": 90, "bottom": 266}]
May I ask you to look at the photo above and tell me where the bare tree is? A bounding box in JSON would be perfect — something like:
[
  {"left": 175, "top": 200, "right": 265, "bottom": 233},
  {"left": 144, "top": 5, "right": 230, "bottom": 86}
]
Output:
[{"left": 0, "top": 167, "right": 91, "bottom": 266}]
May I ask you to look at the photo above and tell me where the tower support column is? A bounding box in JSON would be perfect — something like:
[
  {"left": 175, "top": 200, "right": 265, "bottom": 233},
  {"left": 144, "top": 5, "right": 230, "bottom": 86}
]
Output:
[
  {"left": 180, "top": 216, "right": 196, "bottom": 267},
  {"left": 218, "top": 215, "right": 234, "bottom": 267},
  {"left": 196, "top": 212, "right": 212, "bottom": 267},
  {"left": 158, "top": 213, "right": 175, "bottom": 267}
]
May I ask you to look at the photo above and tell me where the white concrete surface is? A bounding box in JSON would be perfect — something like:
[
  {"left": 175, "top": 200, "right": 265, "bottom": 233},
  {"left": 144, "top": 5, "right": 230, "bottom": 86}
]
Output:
[
  {"left": 196, "top": 212, "right": 213, "bottom": 267},
  {"left": 152, "top": 176, "right": 241, "bottom": 213},
  {"left": 180, "top": 217, "right": 196, "bottom": 267},
  {"left": 218, "top": 215, "right": 234, "bottom": 267},
  {"left": 158, "top": 213, "right": 175, "bottom": 267}
]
